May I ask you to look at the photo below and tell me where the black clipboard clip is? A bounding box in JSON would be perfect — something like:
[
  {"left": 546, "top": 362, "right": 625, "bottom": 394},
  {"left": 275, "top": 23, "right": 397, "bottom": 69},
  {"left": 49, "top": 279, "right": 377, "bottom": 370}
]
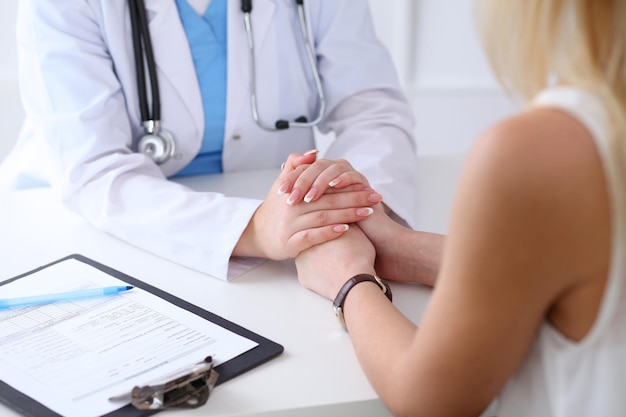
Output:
[{"left": 110, "top": 356, "right": 219, "bottom": 410}]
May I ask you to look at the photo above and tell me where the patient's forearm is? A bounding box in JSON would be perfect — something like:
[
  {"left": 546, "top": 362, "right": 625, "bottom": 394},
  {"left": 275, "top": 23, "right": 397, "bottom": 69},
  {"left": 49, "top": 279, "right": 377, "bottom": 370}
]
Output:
[{"left": 375, "top": 228, "right": 444, "bottom": 286}]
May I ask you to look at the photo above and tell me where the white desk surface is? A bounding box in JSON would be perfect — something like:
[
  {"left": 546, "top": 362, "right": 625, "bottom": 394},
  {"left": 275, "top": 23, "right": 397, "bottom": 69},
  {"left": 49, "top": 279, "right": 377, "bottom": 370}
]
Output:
[{"left": 0, "top": 154, "right": 492, "bottom": 417}]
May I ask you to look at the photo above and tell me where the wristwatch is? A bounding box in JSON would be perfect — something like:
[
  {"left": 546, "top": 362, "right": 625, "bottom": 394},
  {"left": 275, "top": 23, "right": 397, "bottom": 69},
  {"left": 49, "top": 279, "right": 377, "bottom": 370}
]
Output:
[{"left": 332, "top": 274, "right": 392, "bottom": 332}]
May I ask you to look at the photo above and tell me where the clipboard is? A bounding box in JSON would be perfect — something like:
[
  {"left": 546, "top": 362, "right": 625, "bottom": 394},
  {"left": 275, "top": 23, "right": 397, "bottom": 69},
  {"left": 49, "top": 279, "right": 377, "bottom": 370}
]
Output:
[{"left": 0, "top": 254, "right": 284, "bottom": 417}]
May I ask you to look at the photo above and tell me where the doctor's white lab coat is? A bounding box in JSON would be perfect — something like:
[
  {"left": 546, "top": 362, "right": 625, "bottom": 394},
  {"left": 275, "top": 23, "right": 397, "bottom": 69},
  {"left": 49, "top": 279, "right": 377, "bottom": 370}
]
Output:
[{"left": 0, "top": 0, "right": 417, "bottom": 280}]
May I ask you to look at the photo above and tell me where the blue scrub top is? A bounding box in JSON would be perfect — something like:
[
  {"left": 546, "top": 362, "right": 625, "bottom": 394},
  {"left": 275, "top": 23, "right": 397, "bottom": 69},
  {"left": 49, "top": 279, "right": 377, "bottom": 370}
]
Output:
[{"left": 174, "top": 0, "right": 227, "bottom": 176}]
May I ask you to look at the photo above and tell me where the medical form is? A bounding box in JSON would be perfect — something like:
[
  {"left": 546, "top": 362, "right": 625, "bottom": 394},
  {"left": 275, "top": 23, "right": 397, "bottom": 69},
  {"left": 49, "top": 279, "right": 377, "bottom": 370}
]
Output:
[{"left": 0, "top": 258, "right": 258, "bottom": 417}]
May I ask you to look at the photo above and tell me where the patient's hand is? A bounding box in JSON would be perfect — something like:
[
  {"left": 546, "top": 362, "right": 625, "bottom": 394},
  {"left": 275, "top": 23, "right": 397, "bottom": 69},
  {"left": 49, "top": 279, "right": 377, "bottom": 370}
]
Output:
[
  {"left": 359, "top": 209, "right": 443, "bottom": 287},
  {"left": 296, "top": 225, "right": 376, "bottom": 300}
]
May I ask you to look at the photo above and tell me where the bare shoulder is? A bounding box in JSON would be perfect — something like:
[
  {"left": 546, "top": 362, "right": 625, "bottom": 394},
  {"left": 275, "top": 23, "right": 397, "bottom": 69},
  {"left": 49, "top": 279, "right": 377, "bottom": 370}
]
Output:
[
  {"left": 455, "top": 106, "right": 610, "bottom": 284},
  {"left": 467, "top": 107, "right": 601, "bottom": 198}
]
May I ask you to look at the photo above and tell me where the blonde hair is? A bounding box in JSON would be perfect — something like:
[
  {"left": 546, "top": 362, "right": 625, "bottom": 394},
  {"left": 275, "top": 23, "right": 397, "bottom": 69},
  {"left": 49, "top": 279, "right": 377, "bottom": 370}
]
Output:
[{"left": 475, "top": 0, "right": 626, "bottom": 237}]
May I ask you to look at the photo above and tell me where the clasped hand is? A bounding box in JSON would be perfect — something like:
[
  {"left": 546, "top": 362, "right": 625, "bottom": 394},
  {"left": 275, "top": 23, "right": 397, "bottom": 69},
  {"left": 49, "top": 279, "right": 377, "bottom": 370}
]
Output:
[
  {"left": 234, "top": 150, "right": 383, "bottom": 261},
  {"left": 280, "top": 151, "right": 391, "bottom": 299},
  {"left": 280, "top": 152, "right": 425, "bottom": 299}
]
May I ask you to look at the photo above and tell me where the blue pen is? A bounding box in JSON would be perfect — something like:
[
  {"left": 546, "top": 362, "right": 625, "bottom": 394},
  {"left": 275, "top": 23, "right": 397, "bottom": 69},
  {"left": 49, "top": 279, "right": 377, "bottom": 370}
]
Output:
[{"left": 0, "top": 285, "right": 134, "bottom": 309}]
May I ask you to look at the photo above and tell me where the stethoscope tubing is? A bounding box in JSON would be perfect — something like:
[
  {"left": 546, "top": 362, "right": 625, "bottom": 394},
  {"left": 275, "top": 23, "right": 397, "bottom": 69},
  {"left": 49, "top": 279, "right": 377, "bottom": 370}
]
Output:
[
  {"left": 295, "top": 1, "right": 326, "bottom": 126},
  {"left": 243, "top": 0, "right": 326, "bottom": 131},
  {"left": 129, "top": 0, "right": 161, "bottom": 128},
  {"left": 129, "top": 0, "right": 327, "bottom": 163}
]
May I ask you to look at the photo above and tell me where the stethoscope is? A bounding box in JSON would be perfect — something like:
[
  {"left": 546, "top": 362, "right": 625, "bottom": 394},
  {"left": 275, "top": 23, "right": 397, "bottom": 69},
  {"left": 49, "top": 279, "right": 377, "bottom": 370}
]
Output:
[{"left": 129, "top": 0, "right": 326, "bottom": 165}]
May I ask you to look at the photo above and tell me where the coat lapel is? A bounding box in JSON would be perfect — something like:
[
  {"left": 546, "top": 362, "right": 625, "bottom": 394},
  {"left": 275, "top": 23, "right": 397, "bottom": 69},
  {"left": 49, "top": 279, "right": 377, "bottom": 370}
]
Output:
[{"left": 143, "top": 0, "right": 203, "bottom": 138}]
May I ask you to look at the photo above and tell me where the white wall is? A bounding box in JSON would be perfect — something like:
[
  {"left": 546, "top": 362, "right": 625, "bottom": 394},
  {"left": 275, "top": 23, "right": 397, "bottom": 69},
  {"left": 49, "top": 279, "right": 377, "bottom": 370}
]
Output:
[
  {"left": 0, "top": 1, "right": 21, "bottom": 162},
  {"left": 368, "top": 0, "right": 517, "bottom": 156},
  {"left": 0, "top": 1, "right": 517, "bottom": 162}
]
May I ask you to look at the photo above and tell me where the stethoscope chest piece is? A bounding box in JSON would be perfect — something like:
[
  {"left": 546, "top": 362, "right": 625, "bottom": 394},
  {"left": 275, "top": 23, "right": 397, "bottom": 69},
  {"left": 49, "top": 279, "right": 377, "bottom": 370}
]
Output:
[{"left": 137, "top": 126, "right": 175, "bottom": 165}]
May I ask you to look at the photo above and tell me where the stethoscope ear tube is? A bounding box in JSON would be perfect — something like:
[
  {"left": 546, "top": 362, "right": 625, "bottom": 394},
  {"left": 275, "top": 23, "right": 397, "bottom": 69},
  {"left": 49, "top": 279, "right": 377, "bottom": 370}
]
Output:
[
  {"left": 135, "top": 0, "right": 161, "bottom": 122},
  {"left": 129, "top": 0, "right": 160, "bottom": 123},
  {"left": 129, "top": 0, "right": 148, "bottom": 123}
]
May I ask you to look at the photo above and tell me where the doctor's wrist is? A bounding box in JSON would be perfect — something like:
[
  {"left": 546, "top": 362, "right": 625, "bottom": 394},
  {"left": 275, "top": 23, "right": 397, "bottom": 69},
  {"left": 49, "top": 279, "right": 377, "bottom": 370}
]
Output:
[{"left": 233, "top": 212, "right": 266, "bottom": 259}]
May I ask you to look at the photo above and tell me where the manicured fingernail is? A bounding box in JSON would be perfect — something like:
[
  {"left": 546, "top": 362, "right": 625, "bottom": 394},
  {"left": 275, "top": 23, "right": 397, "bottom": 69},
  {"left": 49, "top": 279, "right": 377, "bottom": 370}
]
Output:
[
  {"left": 333, "top": 224, "right": 349, "bottom": 232},
  {"left": 368, "top": 193, "right": 383, "bottom": 203},
  {"left": 304, "top": 149, "right": 319, "bottom": 155},
  {"left": 303, "top": 189, "right": 317, "bottom": 203},
  {"left": 356, "top": 207, "right": 374, "bottom": 216},
  {"left": 328, "top": 178, "right": 341, "bottom": 187},
  {"left": 277, "top": 181, "right": 289, "bottom": 195},
  {"left": 286, "top": 189, "right": 301, "bottom": 205},
  {"left": 280, "top": 162, "right": 285, "bottom": 170}
]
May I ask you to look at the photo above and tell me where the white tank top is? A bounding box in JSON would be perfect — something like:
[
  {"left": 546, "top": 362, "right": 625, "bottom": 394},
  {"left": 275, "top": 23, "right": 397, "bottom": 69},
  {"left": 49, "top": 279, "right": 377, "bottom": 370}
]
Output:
[{"left": 497, "top": 87, "right": 626, "bottom": 416}]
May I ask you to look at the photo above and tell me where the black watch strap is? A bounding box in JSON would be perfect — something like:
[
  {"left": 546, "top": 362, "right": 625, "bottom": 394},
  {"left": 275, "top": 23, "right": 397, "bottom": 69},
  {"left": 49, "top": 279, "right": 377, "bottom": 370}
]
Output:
[{"left": 332, "top": 274, "right": 392, "bottom": 332}]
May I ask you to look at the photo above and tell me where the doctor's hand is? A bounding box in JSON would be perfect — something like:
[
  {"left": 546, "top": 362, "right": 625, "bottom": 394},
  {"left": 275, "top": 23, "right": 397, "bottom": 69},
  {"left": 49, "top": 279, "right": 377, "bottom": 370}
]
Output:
[
  {"left": 279, "top": 151, "right": 374, "bottom": 205},
  {"left": 232, "top": 164, "right": 383, "bottom": 261},
  {"left": 295, "top": 225, "right": 376, "bottom": 300}
]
